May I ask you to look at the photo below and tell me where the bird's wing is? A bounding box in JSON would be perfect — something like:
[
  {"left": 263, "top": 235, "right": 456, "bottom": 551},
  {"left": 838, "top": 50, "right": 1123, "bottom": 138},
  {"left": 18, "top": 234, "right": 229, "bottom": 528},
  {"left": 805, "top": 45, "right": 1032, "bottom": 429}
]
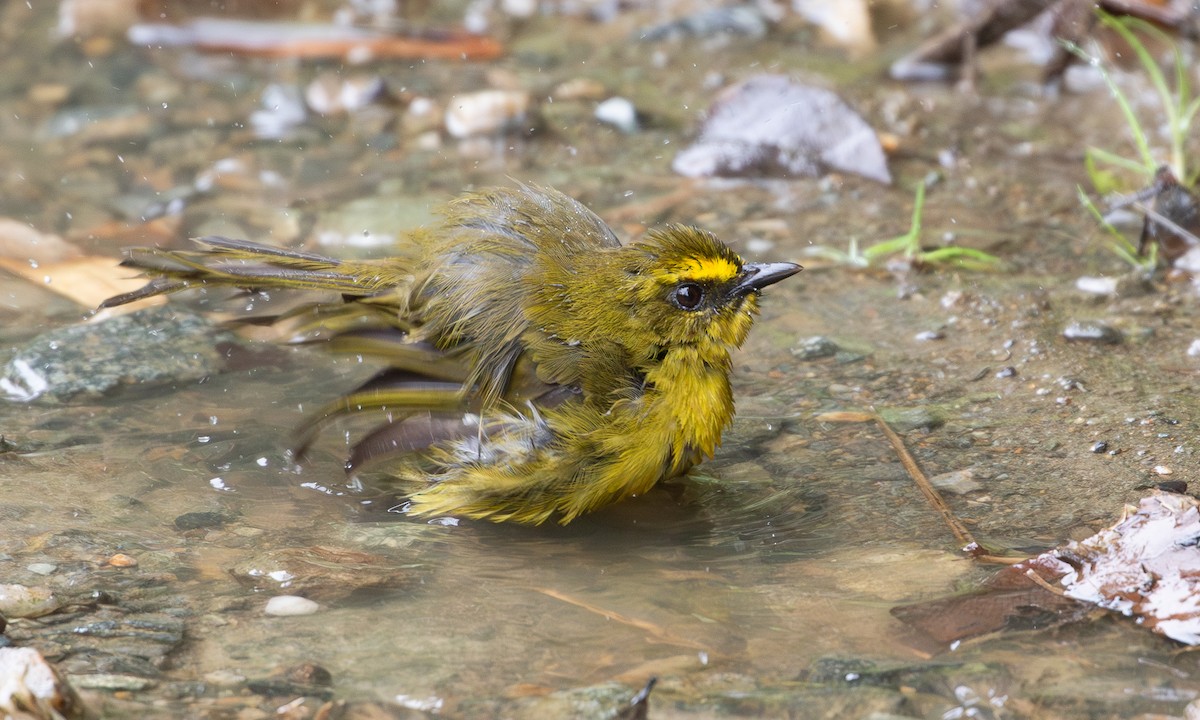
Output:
[{"left": 413, "top": 184, "right": 623, "bottom": 404}]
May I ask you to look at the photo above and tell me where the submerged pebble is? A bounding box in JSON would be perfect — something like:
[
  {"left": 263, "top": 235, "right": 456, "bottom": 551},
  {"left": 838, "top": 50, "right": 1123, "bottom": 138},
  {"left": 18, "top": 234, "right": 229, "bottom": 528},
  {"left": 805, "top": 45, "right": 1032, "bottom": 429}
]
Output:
[
  {"left": 1062, "top": 321, "right": 1123, "bottom": 344},
  {"left": 174, "top": 511, "right": 231, "bottom": 531},
  {"left": 929, "top": 469, "right": 983, "bottom": 495},
  {"left": 250, "top": 83, "right": 307, "bottom": 140},
  {"left": 792, "top": 336, "right": 839, "bottom": 360},
  {"left": 1075, "top": 275, "right": 1119, "bottom": 296},
  {"left": 594, "top": 96, "right": 638, "bottom": 133},
  {"left": 305, "top": 72, "right": 385, "bottom": 116},
  {"left": 0, "top": 584, "right": 61, "bottom": 619},
  {"left": 265, "top": 595, "right": 319, "bottom": 617},
  {"left": 638, "top": 6, "right": 768, "bottom": 41},
  {"left": 444, "top": 89, "right": 532, "bottom": 138}
]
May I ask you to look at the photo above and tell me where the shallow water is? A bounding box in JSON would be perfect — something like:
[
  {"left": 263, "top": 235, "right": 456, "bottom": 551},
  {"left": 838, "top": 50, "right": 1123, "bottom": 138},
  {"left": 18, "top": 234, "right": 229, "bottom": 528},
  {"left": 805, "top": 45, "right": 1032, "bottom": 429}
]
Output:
[{"left": 3, "top": 2, "right": 1200, "bottom": 718}]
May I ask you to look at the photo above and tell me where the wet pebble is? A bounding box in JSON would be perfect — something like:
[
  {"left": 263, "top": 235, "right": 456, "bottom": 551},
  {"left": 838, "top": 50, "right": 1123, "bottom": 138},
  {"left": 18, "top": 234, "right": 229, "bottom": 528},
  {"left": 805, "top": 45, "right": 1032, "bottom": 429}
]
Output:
[
  {"left": 0, "top": 584, "right": 61, "bottom": 619},
  {"left": 250, "top": 84, "right": 307, "bottom": 140},
  {"left": 1074, "top": 275, "right": 1119, "bottom": 296},
  {"left": 174, "top": 511, "right": 230, "bottom": 531},
  {"left": 1062, "top": 321, "right": 1123, "bottom": 344},
  {"left": 264, "top": 595, "right": 319, "bottom": 617},
  {"left": 284, "top": 662, "right": 332, "bottom": 687},
  {"left": 638, "top": 6, "right": 768, "bottom": 40},
  {"left": 26, "top": 562, "right": 57, "bottom": 576},
  {"left": 1, "top": 306, "right": 233, "bottom": 403},
  {"left": 594, "top": 97, "right": 638, "bottom": 133},
  {"left": 929, "top": 469, "right": 983, "bottom": 495},
  {"left": 107, "top": 553, "right": 137, "bottom": 568},
  {"left": 305, "top": 72, "right": 385, "bottom": 116},
  {"left": 792, "top": 336, "right": 839, "bottom": 360},
  {"left": 1091, "top": 441, "right": 1109, "bottom": 454},
  {"left": 70, "top": 673, "right": 155, "bottom": 691},
  {"left": 444, "top": 89, "right": 532, "bottom": 138},
  {"left": 878, "top": 406, "right": 945, "bottom": 432}
]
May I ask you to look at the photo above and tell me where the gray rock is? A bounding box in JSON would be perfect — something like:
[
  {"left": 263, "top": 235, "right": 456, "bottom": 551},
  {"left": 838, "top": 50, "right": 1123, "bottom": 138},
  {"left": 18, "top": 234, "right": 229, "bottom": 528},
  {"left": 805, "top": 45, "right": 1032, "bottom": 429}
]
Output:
[{"left": 1, "top": 306, "right": 232, "bottom": 403}]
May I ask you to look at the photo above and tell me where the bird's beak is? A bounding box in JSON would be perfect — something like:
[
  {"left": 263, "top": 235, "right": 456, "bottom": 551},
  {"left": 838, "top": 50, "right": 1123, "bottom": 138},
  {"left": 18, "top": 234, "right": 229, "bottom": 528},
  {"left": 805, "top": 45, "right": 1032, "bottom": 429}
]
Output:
[{"left": 732, "top": 262, "right": 802, "bottom": 295}]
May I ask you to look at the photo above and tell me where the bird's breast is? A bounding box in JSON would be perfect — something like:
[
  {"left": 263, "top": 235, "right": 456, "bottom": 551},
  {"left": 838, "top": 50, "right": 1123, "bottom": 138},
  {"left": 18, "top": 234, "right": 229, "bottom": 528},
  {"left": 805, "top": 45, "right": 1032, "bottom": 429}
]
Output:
[{"left": 643, "top": 345, "right": 735, "bottom": 466}]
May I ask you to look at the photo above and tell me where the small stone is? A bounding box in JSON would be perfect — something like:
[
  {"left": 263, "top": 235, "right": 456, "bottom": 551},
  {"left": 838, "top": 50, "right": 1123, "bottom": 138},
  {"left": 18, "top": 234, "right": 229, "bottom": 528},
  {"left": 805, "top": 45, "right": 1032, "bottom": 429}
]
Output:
[
  {"left": 792, "top": 336, "right": 839, "bottom": 360},
  {"left": 26, "top": 563, "right": 56, "bottom": 576},
  {"left": 877, "top": 406, "right": 945, "bottom": 432},
  {"left": 551, "top": 78, "right": 607, "bottom": 101},
  {"left": 284, "top": 662, "right": 332, "bottom": 686},
  {"left": 928, "top": 469, "right": 983, "bottom": 495},
  {"left": 203, "top": 669, "right": 246, "bottom": 686},
  {"left": 994, "top": 366, "right": 1018, "bottom": 379},
  {"left": 107, "top": 553, "right": 137, "bottom": 568},
  {"left": 1154, "top": 465, "right": 1173, "bottom": 476},
  {"left": 1062, "top": 321, "right": 1123, "bottom": 344},
  {"left": 914, "top": 330, "right": 943, "bottom": 341},
  {"left": 594, "top": 97, "right": 638, "bottom": 133},
  {"left": 1091, "top": 441, "right": 1109, "bottom": 454},
  {"left": 305, "top": 72, "right": 385, "bottom": 116},
  {"left": 444, "top": 90, "right": 531, "bottom": 138},
  {"left": 174, "top": 511, "right": 230, "bottom": 530},
  {"left": 1075, "top": 275, "right": 1119, "bottom": 296},
  {"left": 1187, "top": 339, "right": 1200, "bottom": 357},
  {"left": 69, "top": 673, "right": 155, "bottom": 691},
  {"left": 0, "top": 584, "right": 60, "bottom": 618},
  {"left": 265, "top": 595, "right": 319, "bottom": 617},
  {"left": 250, "top": 83, "right": 306, "bottom": 140}
]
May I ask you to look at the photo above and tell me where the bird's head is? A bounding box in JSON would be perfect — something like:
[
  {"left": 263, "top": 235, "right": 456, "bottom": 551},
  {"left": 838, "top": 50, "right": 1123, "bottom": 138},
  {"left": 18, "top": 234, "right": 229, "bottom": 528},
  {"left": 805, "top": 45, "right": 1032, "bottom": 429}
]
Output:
[{"left": 616, "top": 225, "right": 800, "bottom": 353}]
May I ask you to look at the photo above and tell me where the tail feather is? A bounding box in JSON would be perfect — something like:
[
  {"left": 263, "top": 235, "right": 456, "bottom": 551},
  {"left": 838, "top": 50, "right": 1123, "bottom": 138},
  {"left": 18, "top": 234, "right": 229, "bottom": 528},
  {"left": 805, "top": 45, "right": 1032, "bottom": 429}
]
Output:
[{"left": 102, "top": 236, "right": 407, "bottom": 307}]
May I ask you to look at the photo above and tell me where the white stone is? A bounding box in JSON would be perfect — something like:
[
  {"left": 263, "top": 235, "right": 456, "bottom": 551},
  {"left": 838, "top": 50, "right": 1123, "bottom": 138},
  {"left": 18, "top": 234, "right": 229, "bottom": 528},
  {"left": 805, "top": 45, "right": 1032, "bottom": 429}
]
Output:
[{"left": 264, "top": 595, "right": 319, "bottom": 617}]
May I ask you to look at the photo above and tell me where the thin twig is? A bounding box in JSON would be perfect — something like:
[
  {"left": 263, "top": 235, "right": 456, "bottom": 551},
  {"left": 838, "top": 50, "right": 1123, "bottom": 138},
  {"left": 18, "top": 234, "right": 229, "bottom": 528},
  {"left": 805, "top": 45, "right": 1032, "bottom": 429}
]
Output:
[
  {"left": 535, "top": 587, "right": 707, "bottom": 650},
  {"left": 1024, "top": 568, "right": 1068, "bottom": 597},
  {"left": 870, "top": 412, "right": 976, "bottom": 548}
]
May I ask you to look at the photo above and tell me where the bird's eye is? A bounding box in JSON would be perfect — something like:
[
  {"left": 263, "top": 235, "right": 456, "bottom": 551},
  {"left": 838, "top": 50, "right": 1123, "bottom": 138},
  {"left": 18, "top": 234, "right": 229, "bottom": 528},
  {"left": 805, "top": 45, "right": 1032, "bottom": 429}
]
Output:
[{"left": 671, "top": 282, "right": 705, "bottom": 311}]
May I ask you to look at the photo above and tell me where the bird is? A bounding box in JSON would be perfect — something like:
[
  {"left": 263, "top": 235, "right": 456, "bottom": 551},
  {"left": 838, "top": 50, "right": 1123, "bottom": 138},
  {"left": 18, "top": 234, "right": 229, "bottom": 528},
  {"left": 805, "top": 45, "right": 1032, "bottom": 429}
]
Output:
[{"left": 102, "top": 183, "right": 800, "bottom": 524}]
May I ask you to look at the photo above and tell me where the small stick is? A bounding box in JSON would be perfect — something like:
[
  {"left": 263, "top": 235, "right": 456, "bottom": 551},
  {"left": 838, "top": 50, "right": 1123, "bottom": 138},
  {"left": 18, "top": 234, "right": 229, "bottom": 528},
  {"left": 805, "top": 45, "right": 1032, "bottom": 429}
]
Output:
[
  {"left": 1024, "top": 568, "right": 1068, "bottom": 597},
  {"left": 821, "top": 410, "right": 1029, "bottom": 563},
  {"left": 870, "top": 412, "right": 976, "bottom": 548},
  {"left": 535, "top": 587, "right": 707, "bottom": 651}
]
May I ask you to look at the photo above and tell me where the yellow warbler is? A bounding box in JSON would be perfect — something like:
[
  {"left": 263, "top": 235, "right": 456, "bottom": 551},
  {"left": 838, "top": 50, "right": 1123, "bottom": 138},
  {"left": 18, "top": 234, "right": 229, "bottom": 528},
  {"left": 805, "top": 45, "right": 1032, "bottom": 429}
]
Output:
[{"left": 103, "top": 184, "right": 800, "bottom": 524}]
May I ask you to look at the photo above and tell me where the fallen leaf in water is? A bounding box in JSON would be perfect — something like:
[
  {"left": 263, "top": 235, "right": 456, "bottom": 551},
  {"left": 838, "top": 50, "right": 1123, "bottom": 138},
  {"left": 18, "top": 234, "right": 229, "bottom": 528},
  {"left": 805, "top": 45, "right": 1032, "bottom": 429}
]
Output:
[
  {"left": 673, "top": 75, "right": 891, "bottom": 184},
  {"left": 896, "top": 490, "right": 1200, "bottom": 648},
  {"left": 0, "top": 218, "right": 81, "bottom": 264},
  {"left": 1055, "top": 491, "right": 1200, "bottom": 644},
  {"left": 0, "top": 255, "right": 162, "bottom": 312}
]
